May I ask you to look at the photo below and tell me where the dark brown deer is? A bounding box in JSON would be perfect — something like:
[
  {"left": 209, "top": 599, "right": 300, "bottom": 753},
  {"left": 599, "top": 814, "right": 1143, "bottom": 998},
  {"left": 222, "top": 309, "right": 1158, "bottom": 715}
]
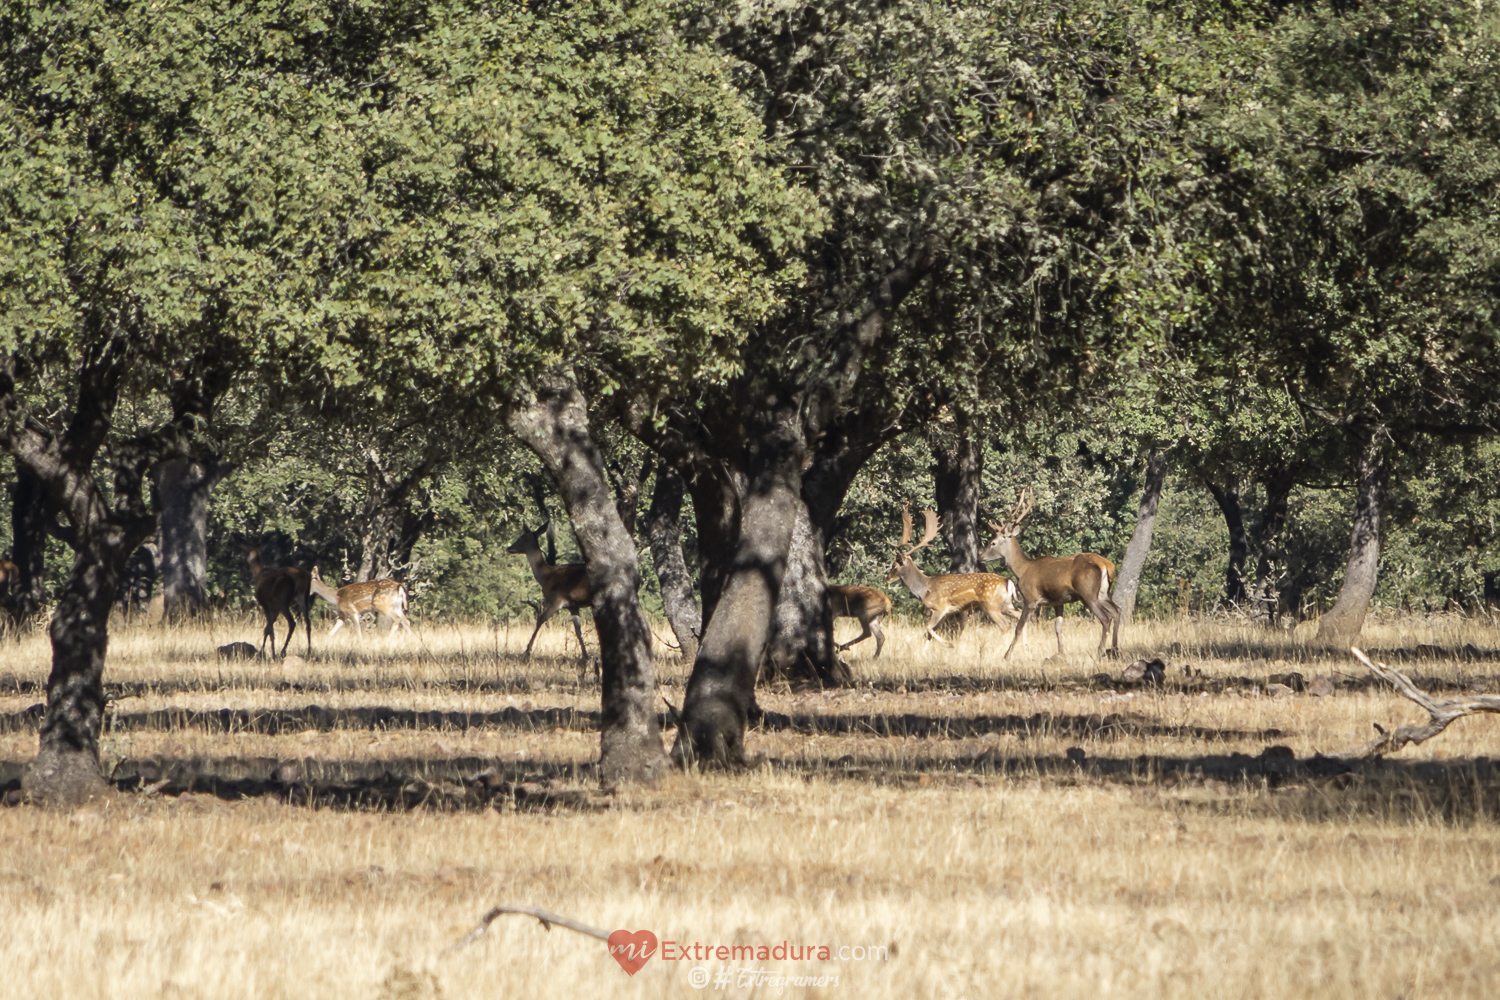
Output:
[
  {"left": 886, "top": 507, "right": 1020, "bottom": 643},
  {"left": 246, "top": 546, "right": 311, "bottom": 657},
  {"left": 980, "top": 490, "right": 1121, "bottom": 660},
  {"left": 508, "top": 522, "right": 591, "bottom": 661},
  {"left": 308, "top": 567, "right": 413, "bottom": 641},
  {"left": 828, "top": 584, "right": 894, "bottom": 657}
]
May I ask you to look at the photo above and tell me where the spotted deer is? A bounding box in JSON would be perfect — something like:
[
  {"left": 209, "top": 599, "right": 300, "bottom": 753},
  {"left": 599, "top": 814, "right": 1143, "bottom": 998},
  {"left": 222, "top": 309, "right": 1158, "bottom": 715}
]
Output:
[
  {"left": 885, "top": 508, "right": 1019, "bottom": 643},
  {"left": 980, "top": 490, "right": 1121, "bottom": 659},
  {"left": 245, "top": 546, "right": 311, "bottom": 657},
  {"left": 828, "top": 584, "right": 894, "bottom": 657},
  {"left": 308, "top": 567, "right": 413, "bottom": 640}
]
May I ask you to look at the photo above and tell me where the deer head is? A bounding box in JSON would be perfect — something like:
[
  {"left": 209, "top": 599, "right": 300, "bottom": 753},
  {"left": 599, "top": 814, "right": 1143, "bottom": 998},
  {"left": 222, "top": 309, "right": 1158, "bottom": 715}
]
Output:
[
  {"left": 980, "top": 490, "right": 1034, "bottom": 562},
  {"left": 885, "top": 506, "right": 940, "bottom": 583},
  {"left": 506, "top": 521, "right": 549, "bottom": 556}
]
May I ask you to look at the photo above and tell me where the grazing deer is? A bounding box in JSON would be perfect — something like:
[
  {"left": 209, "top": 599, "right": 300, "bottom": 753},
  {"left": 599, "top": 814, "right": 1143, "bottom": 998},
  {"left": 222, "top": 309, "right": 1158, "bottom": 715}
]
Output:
[
  {"left": 828, "top": 584, "right": 894, "bottom": 658},
  {"left": 981, "top": 490, "right": 1121, "bottom": 660},
  {"left": 245, "top": 546, "right": 311, "bottom": 657},
  {"left": 885, "top": 508, "right": 1020, "bottom": 643},
  {"left": 508, "top": 522, "right": 591, "bottom": 661},
  {"left": 308, "top": 567, "right": 413, "bottom": 641}
]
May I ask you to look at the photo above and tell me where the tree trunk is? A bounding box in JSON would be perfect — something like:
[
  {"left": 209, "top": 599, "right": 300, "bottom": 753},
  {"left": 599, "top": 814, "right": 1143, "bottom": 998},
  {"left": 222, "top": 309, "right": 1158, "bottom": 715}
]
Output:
[
  {"left": 505, "top": 377, "right": 668, "bottom": 785},
  {"left": 1112, "top": 448, "right": 1167, "bottom": 624},
  {"left": 932, "top": 419, "right": 983, "bottom": 574},
  {"left": 675, "top": 404, "right": 804, "bottom": 767},
  {"left": 154, "top": 458, "right": 231, "bottom": 623},
  {"left": 685, "top": 467, "right": 742, "bottom": 629},
  {"left": 29, "top": 521, "right": 139, "bottom": 805},
  {"left": 645, "top": 462, "right": 701, "bottom": 663},
  {"left": 355, "top": 455, "right": 438, "bottom": 581},
  {"left": 761, "top": 410, "right": 892, "bottom": 684},
  {"left": 762, "top": 497, "right": 850, "bottom": 685},
  {"left": 6, "top": 464, "right": 53, "bottom": 629},
  {"left": 1316, "top": 427, "right": 1387, "bottom": 646},
  {"left": 1250, "top": 466, "right": 1295, "bottom": 623},
  {"left": 1206, "top": 480, "right": 1248, "bottom": 607}
]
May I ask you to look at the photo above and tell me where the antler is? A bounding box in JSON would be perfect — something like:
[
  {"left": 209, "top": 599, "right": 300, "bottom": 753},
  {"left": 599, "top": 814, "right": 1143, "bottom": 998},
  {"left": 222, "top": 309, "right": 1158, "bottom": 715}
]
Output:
[
  {"left": 910, "top": 509, "right": 941, "bottom": 553},
  {"left": 1009, "top": 488, "right": 1034, "bottom": 527},
  {"left": 898, "top": 505, "right": 914, "bottom": 549}
]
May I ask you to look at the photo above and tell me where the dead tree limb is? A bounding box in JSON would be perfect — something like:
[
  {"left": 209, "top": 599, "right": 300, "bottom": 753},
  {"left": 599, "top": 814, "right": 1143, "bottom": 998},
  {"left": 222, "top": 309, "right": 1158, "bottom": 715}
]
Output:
[
  {"left": 445, "top": 905, "right": 610, "bottom": 954},
  {"left": 1334, "top": 646, "right": 1500, "bottom": 759}
]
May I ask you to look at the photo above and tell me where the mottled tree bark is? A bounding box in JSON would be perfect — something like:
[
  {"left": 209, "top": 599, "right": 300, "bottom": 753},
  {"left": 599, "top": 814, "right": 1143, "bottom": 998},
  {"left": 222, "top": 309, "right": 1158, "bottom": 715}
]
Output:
[
  {"left": 645, "top": 463, "right": 701, "bottom": 663},
  {"left": 931, "top": 418, "right": 983, "bottom": 574},
  {"left": 506, "top": 377, "right": 668, "bottom": 785},
  {"left": 1317, "top": 426, "right": 1386, "bottom": 646},
  {"left": 154, "top": 458, "right": 232, "bottom": 622},
  {"left": 1112, "top": 449, "right": 1167, "bottom": 624},
  {"left": 675, "top": 400, "right": 804, "bottom": 767},
  {"left": 6, "top": 464, "right": 53, "bottom": 629},
  {"left": 1250, "top": 467, "right": 1296, "bottom": 622},
  {"left": 1206, "top": 480, "right": 1248, "bottom": 607}
]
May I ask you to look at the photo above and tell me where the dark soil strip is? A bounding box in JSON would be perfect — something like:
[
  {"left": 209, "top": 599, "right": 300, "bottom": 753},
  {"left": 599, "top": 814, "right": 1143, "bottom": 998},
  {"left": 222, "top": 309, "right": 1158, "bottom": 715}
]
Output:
[
  {"left": 0, "top": 704, "right": 1283, "bottom": 743},
  {"left": 3, "top": 748, "right": 1496, "bottom": 821}
]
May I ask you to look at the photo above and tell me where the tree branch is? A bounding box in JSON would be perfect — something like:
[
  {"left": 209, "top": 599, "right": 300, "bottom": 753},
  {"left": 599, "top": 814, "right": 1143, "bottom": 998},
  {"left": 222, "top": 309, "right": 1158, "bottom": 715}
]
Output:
[
  {"left": 445, "top": 904, "right": 610, "bottom": 955},
  {"left": 1333, "top": 647, "right": 1500, "bottom": 758}
]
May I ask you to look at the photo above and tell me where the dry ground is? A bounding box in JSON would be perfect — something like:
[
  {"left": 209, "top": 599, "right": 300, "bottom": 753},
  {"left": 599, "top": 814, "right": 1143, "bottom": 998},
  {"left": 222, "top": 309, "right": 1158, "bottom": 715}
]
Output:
[{"left": 1, "top": 612, "right": 1499, "bottom": 998}]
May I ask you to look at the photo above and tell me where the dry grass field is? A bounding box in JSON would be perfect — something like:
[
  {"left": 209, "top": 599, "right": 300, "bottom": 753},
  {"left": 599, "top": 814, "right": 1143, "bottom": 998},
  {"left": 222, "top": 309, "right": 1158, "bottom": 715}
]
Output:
[{"left": 3, "top": 611, "right": 1500, "bottom": 999}]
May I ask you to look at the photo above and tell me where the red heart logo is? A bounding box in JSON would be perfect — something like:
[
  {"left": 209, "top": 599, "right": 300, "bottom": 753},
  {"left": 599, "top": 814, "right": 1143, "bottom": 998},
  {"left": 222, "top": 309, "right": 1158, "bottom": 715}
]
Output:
[{"left": 607, "top": 929, "right": 658, "bottom": 976}]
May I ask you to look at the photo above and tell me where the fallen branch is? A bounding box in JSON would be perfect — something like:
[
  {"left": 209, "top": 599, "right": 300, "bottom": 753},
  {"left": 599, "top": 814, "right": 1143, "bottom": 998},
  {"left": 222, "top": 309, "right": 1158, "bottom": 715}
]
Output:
[
  {"left": 1334, "top": 647, "right": 1500, "bottom": 759},
  {"left": 445, "top": 905, "right": 609, "bottom": 955}
]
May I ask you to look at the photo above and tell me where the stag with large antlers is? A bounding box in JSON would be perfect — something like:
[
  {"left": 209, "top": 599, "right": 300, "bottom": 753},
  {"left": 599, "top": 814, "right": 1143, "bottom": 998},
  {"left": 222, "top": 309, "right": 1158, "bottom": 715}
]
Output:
[
  {"left": 981, "top": 491, "right": 1121, "bottom": 660},
  {"left": 508, "top": 522, "right": 592, "bottom": 662},
  {"left": 886, "top": 507, "right": 1019, "bottom": 643},
  {"left": 246, "top": 546, "right": 312, "bottom": 657}
]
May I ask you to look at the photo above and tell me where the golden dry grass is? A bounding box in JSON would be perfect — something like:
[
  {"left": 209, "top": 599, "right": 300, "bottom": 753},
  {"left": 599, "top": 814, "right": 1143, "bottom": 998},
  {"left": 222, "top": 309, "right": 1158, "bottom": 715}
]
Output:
[{"left": 2, "top": 611, "right": 1499, "bottom": 998}]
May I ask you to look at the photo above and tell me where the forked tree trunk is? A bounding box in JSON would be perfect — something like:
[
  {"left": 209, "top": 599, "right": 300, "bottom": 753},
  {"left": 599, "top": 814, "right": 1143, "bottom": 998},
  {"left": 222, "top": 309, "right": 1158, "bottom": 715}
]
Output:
[
  {"left": 645, "top": 463, "right": 701, "bottom": 663},
  {"left": 1316, "top": 426, "right": 1387, "bottom": 646},
  {"left": 762, "top": 498, "right": 849, "bottom": 685},
  {"left": 1112, "top": 449, "right": 1167, "bottom": 624},
  {"left": 675, "top": 404, "right": 804, "bottom": 767},
  {"left": 1206, "top": 480, "right": 1248, "bottom": 607},
  {"left": 154, "top": 458, "right": 231, "bottom": 623},
  {"left": 7, "top": 464, "right": 53, "bottom": 629},
  {"left": 505, "top": 377, "right": 668, "bottom": 785}
]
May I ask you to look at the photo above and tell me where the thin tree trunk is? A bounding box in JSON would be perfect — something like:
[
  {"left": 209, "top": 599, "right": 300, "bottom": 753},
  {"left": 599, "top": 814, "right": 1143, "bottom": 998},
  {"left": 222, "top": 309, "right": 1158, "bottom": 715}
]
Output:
[
  {"left": 154, "top": 458, "right": 231, "bottom": 623},
  {"left": 1112, "top": 449, "right": 1167, "bottom": 624},
  {"left": 7, "top": 464, "right": 53, "bottom": 629},
  {"left": 932, "top": 419, "right": 983, "bottom": 574},
  {"left": 1206, "top": 480, "right": 1248, "bottom": 607},
  {"left": 1250, "top": 467, "right": 1295, "bottom": 623},
  {"left": 505, "top": 377, "right": 668, "bottom": 785},
  {"left": 645, "top": 463, "right": 701, "bottom": 663},
  {"left": 1317, "top": 426, "right": 1387, "bottom": 645}
]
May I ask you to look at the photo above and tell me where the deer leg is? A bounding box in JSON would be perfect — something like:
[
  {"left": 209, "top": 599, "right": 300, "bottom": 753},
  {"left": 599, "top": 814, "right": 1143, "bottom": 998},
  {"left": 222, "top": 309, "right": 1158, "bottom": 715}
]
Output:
[
  {"left": 522, "top": 600, "right": 562, "bottom": 657},
  {"left": 1054, "top": 607, "right": 1066, "bottom": 657},
  {"left": 872, "top": 618, "right": 885, "bottom": 658},
  {"left": 1004, "top": 602, "right": 1034, "bottom": 659},
  {"left": 300, "top": 596, "right": 312, "bottom": 656},
  {"left": 837, "top": 620, "right": 874, "bottom": 653},
  {"left": 280, "top": 607, "right": 297, "bottom": 657},
  {"left": 260, "top": 613, "right": 275, "bottom": 656},
  {"left": 570, "top": 611, "right": 589, "bottom": 661},
  {"left": 328, "top": 617, "right": 345, "bottom": 637},
  {"left": 925, "top": 608, "right": 952, "bottom": 644}
]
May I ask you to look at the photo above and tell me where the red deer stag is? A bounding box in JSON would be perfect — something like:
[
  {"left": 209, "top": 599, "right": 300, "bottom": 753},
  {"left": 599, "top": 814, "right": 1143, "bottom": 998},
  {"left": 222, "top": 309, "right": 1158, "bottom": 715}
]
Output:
[
  {"left": 980, "top": 490, "right": 1121, "bottom": 660},
  {"left": 508, "top": 522, "right": 591, "bottom": 662},
  {"left": 828, "top": 584, "right": 894, "bottom": 658},
  {"left": 246, "top": 546, "right": 311, "bottom": 657},
  {"left": 309, "top": 567, "right": 413, "bottom": 641},
  {"left": 885, "top": 508, "right": 1019, "bottom": 643}
]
